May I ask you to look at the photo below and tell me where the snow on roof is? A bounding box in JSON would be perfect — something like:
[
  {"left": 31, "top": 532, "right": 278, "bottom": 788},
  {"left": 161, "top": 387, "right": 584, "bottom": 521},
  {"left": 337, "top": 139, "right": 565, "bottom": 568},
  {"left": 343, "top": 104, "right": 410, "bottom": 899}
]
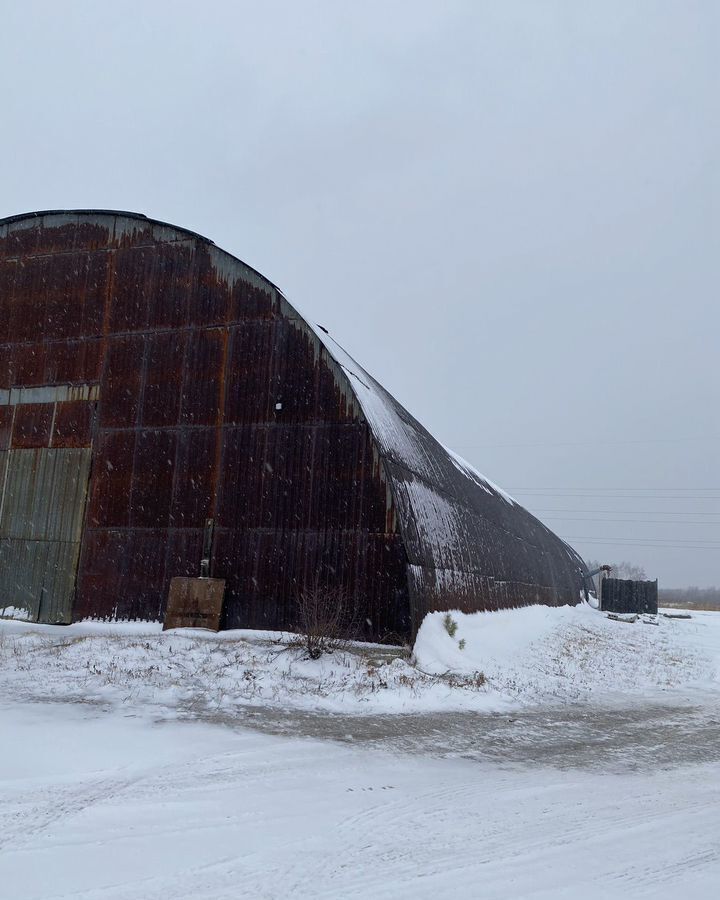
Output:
[
  {"left": 308, "top": 323, "right": 518, "bottom": 508},
  {"left": 304, "top": 319, "right": 587, "bottom": 624}
]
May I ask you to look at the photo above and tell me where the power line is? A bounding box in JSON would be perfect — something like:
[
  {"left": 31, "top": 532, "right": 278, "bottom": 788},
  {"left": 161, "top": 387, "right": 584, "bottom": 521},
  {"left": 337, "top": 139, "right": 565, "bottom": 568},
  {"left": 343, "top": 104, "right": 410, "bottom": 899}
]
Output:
[
  {"left": 564, "top": 534, "right": 720, "bottom": 544},
  {"left": 454, "top": 436, "right": 720, "bottom": 449},
  {"left": 530, "top": 508, "right": 720, "bottom": 516},
  {"left": 511, "top": 492, "right": 720, "bottom": 500},
  {"left": 511, "top": 487, "right": 720, "bottom": 492},
  {"left": 543, "top": 517, "right": 720, "bottom": 526},
  {"left": 561, "top": 538, "right": 720, "bottom": 552},
  {"left": 562, "top": 534, "right": 720, "bottom": 547}
]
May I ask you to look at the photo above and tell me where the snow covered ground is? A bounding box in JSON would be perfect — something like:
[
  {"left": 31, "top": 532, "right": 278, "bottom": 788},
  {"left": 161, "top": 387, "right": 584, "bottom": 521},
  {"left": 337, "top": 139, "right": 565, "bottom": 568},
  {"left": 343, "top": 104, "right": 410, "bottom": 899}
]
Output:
[
  {"left": 2, "top": 700, "right": 720, "bottom": 899},
  {"left": 1, "top": 603, "right": 718, "bottom": 716},
  {"left": 2, "top": 604, "right": 720, "bottom": 898}
]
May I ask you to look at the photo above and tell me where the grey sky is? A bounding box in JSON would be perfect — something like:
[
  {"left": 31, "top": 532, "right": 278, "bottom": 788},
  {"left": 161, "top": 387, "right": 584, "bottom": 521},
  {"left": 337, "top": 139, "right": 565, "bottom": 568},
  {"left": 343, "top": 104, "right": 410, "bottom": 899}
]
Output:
[{"left": 2, "top": 1, "right": 717, "bottom": 586}]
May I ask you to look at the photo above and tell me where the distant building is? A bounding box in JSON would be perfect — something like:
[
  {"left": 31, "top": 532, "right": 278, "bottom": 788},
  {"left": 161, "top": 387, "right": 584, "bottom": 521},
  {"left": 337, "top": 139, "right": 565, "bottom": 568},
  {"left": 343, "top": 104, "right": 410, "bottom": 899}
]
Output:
[{"left": 0, "top": 210, "right": 588, "bottom": 640}]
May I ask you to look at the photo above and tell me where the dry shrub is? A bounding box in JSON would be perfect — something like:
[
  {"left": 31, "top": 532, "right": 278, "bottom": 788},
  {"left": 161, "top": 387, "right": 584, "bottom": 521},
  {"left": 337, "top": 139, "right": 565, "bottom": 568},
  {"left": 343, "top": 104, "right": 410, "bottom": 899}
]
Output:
[{"left": 295, "top": 586, "right": 356, "bottom": 660}]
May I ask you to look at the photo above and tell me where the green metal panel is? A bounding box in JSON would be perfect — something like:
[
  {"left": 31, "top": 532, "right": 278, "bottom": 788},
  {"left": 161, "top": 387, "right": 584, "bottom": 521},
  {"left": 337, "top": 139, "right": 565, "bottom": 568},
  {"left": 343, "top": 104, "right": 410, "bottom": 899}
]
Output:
[{"left": 0, "top": 448, "right": 91, "bottom": 624}]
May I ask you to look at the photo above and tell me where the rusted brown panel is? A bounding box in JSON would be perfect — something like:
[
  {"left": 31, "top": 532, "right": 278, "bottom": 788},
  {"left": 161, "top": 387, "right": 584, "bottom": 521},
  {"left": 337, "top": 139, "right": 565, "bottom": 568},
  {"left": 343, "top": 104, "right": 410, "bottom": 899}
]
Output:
[
  {"left": 363, "top": 533, "right": 411, "bottom": 641},
  {"left": 130, "top": 429, "right": 177, "bottom": 528},
  {"left": 42, "top": 338, "right": 103, "bottom": 385},
  {"left": 217, "top": 422, "right": 389, "bottom": 534},
  {"left": 74, "top": 220, "right": 114, "bottom": 253},
  {"left": 98, "top": 334, "right": 144, "bottom": 428},
  {"left": 109, "top": 246, "right": 156, "bottom": 332},
  {"left": 40, "top": 254, "right": 76, "bottom": 340},
  {"left": 11, "top": 403, "right": 53, "bottom": 448},
  {"left": 215, "top": 425, "right": 265, "bottom": 529},
  {"left": 10, "top": 255, "right": 52, "bottom": 341},
  {"left": 114, "top": 221, "right": 156, "bottom": 249},
  {"left": 0, "top": 351, "right": 10, "bottom": 392},
  {"left": 224, "top": 320, "right": 351, "bottom": 427},
  {"left": 42, "top": 252, "right": 90, "bottom": 340},
  {"left": 83, "top": 339, "right": 104, "bottom": 384},
  {"left": 170, "top": 429, "right": 217, "bottom": 527},
  {"left": 147, "top": 242, "right": 194, "bottom": 329},
  {"left": 258, "top": 424, "right": 314, "bottom": 530},
  {"left": 229, "top": 275, "right": 274, "bottom": 321},
  {"left": 0, "top": 259, "right": 16, "bottom": 344},
  {"left": 214, "top": 527, "right": 408, "bottom": 640},
  {"left": 139, "top": 331, "right": 185, "bottom": 427},
  {"left": 212, "top": 416, "right": 406, "bottom": 634},
  {"left": 76, "top": 528, "right": 168, "bottom": 620},
  {"left": 122, "top": 529, "right": 169, "bottom": 619},
  {"left": 82, "top": 251, "right": 111, "bottom": 336},
  {"left": 34, "top": 216, "right": 80, "bottom": 254},
  {"left": 3, "top": 221, "right": 41, "bottom": 257},
  {"left": 180, "top": 329, "right": 224, "bottom": 426},
  {"left": 52, "top": 400, "right": 93, "bottom": 448},
  {"left": 163, "top": 577, "right": 225, "bottom": 631},
  {"left": 273, "top": 323, "right": 326, "bottom": 424},
  {"left": 37, "top": 249, "right": 110, "bottom": 341},
  {"left": 73, "top": 529, "right": 119, "bottom": 618},
  {"left": 190, "top": 246, "right": 229, "bottom": 326},
  {"left": 11, "top": 342, "right": 47, "bottom": 385},
  {"left": 0, "top": 408, "right": 12, "bottom": 450},
  {"left": 307, "top": 423, "right": 390, "bottom": 532},
  {"left": 211, "top": 529, "right": 298, "bottom": 631},
  {"left": 165, "top": 528, "right": 204, "bottom": 579},
  {"left": 20, "top": 216, "right": 111, "bottom": 258},
  {"left": 223, "top": 321, "right": 278, "bottom": 424},
  {"left": 0, "top": 348, "right": 10, "bottom": 391},
  {"left": 86, "top": 430, "right": 136, "bottom": 527}
]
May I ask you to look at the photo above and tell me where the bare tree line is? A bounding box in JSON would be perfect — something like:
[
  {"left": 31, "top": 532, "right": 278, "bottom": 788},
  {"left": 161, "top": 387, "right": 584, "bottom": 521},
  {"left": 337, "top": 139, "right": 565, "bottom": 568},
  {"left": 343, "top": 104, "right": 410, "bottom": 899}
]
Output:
[{"left": 585, "top": 560, "right": 649, "bottom": 581}]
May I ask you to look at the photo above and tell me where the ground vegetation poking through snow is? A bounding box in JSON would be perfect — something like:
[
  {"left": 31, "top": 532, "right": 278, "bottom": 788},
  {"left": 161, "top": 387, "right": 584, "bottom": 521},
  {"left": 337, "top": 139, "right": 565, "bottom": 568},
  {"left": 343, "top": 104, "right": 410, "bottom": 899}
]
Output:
[
  {"left": 1, "top": 603, "right": 719, "bottom": 716},
  {"left": 0, "top": 621, "right": 494, "bottom": 716},
  {"left": 413, "top": 604, "right": 720, "bottom": 703}
]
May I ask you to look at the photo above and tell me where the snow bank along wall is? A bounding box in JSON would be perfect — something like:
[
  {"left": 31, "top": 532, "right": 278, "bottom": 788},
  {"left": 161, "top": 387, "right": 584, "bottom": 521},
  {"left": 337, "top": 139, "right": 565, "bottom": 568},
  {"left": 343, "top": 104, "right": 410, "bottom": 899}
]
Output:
[{"left": 0, "top": 210, "right": 588, "bottom": 641}]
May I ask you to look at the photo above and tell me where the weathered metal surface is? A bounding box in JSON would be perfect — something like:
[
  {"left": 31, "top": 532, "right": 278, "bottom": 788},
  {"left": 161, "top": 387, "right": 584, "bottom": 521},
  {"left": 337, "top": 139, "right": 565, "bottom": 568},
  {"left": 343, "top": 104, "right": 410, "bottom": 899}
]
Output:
[
  {"left": 0, "top": 378, "right": 97, "bottom": 622},
  {"left": 602, "top": 578, "right": 658, "bottom": 616},
  {"left": 163, "top": 576, "right": 226, "bottom": 631},
  {"left": 0, "top": 384, "right": 99, "bottom": 405},
  {"left": 0, "top": 210, "right": 407, "bottom": 638},
  {"left": 309, "top": 330, "right": 589, "bottom": 633},
  {"left": 0, "top": 447, "right": 92, "bottom": 623},
  {"left": 0, "top": 209, "right": 588, "bottom": 642}
]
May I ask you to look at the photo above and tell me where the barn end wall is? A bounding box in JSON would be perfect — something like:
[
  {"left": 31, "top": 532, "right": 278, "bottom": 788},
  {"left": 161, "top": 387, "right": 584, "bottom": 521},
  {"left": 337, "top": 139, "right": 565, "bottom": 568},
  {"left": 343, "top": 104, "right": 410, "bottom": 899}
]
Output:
[{"left": 0, "top": 211, "right": 410, "bottom": 641}]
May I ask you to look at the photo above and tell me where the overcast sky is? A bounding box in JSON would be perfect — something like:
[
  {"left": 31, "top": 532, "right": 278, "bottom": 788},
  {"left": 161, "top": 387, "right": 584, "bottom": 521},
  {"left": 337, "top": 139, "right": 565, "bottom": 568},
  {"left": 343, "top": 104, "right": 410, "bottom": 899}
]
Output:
[{"left": 2, "top": 1, "right": 717, "bottom": 587}]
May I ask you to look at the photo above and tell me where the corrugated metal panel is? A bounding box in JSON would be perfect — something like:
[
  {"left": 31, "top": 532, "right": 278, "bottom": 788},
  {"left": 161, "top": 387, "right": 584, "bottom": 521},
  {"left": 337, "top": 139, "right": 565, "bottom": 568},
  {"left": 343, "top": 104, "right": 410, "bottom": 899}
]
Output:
[
  {"left": 0, "top": 209, "right": 587, "bottom": 643},
  {"left": 0, "top": 448, "right": 91, "bottom": 623},
  {"left": 0, "top": 384, "right": 99, "bottom": 405},
  {"left": 308, "top": 327, "right": 589, "bottom": 632},
  {"left": 602, "top": 578, "right": 658, "bottom": 615}
]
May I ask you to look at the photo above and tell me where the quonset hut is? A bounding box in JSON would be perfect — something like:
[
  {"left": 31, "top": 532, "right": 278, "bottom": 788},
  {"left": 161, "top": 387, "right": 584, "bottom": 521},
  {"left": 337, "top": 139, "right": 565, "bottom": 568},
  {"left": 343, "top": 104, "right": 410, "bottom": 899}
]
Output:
[{"left": 0, "top": 210, "right": 588, "bottom": 641}]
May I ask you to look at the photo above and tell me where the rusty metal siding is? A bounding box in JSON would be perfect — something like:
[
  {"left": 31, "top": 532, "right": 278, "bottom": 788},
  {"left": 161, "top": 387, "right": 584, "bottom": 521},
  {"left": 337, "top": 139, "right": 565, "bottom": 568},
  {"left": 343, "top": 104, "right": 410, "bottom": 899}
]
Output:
[
  {"left": 0, "top": 209, "right": 588, "bottom": 643},
  {"left": 308, "top": 323, "right": 589, "bottom": 635},
  {"left": 1, "top": 211, "right": 408, "bottom": 639}
]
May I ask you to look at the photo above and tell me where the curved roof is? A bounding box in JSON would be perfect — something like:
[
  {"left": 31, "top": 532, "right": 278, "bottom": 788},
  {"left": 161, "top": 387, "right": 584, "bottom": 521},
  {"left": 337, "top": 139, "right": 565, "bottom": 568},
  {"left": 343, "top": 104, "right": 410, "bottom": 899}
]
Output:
[
  {"left": 1, "top": 209, "right": 588, "bottom": 628},
  {"left": 0, "top": 208, "right": 215, "bottom": 246},
  {"left": 307, "top": 324, "right": 588, "bottom": 625}
]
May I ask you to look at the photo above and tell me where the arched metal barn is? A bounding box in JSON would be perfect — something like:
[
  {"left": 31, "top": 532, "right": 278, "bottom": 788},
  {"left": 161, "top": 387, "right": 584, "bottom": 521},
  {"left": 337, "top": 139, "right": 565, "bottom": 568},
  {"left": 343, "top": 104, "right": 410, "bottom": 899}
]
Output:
[{"left": 0, "top": 210, "right": 588, "bottom": 641}]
